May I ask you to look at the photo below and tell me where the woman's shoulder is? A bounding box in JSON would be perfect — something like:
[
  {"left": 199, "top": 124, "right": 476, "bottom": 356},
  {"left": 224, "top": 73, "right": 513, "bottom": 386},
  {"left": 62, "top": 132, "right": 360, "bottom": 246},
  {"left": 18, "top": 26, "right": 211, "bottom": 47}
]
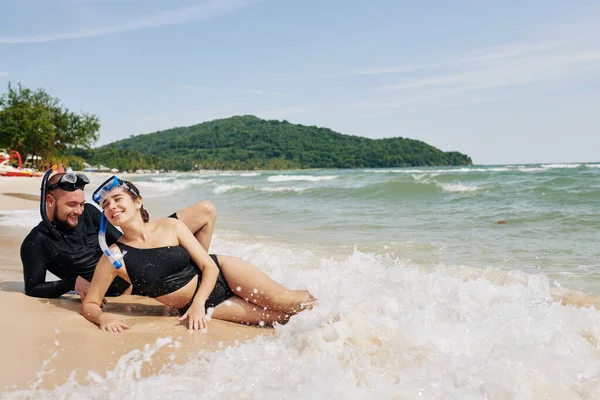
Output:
[
  {"left": 146, "top": 217, "right": 182, "bottom": 239},
  {"left": 150, "top": 217, "right": 180, "bottom": 231}
]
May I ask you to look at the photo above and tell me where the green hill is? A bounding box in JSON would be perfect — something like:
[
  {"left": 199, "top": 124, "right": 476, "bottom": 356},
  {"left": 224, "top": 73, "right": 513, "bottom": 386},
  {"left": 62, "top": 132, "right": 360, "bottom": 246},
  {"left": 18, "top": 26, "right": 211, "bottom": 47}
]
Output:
[{"left": 74, "top": 115, "right": 472, "bottom": 171}]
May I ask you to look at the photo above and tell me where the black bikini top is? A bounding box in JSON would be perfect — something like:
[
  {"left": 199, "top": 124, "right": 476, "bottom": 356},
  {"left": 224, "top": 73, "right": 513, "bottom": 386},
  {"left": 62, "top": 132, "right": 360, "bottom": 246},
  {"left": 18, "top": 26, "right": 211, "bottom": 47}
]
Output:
[{"left": 115, "top": 242, "right": 198, "bottom": 297}]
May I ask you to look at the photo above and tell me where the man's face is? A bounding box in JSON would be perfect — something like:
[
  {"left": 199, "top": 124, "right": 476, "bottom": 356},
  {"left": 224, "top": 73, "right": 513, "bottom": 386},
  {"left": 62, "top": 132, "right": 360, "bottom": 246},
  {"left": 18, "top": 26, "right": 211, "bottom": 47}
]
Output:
[{"left": 48, "top": 190, "right": 85, "bottom": 230}]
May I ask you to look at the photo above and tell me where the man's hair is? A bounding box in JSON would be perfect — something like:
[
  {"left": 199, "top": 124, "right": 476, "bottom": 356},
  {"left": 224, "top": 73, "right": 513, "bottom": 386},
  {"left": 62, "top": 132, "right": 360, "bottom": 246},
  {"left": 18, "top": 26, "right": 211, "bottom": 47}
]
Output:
[{"left": 46, "top": 173, "right": 67, "bottom": 196}]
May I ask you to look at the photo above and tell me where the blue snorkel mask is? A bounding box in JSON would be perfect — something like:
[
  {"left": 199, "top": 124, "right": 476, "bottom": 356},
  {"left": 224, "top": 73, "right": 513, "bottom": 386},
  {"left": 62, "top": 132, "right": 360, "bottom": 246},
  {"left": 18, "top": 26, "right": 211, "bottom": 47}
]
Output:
[{"left": 92, "top": 176, "right": 141, "bottom": 269}]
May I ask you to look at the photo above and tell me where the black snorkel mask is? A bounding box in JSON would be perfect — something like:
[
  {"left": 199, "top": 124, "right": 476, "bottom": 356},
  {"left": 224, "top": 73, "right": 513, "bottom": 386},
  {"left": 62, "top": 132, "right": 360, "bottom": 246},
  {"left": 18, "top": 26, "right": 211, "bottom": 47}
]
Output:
[{"left": 40, "top": 169, "right": 90, "bottom": 239}]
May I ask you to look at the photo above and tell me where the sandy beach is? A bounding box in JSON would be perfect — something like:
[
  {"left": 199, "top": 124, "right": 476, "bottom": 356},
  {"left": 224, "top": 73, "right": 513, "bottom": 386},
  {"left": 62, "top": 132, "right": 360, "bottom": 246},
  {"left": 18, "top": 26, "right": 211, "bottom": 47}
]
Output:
[{"left": 0, "top": 176, "right": 272, "bottom": 392}]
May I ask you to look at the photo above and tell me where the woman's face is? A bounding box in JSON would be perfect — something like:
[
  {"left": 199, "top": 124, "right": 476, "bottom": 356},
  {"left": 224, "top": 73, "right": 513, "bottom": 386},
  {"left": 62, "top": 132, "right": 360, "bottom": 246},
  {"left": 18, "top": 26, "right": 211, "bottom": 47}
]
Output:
[{"left": 101, "top": 187, "right": 140, "bottom": 226}]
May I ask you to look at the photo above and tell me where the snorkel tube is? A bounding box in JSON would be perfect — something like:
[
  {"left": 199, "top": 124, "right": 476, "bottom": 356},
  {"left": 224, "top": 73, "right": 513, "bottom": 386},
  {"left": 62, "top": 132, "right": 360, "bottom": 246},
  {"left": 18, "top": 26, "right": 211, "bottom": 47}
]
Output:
[
  {"left": 40, "top": 166, "right": 60, "bottom": 239},
  {"left": 93, "top": 175, "right": 127, "bottom": 269},
  {"left": 98, "top": 211, "right": 123, "bottom": 269}
]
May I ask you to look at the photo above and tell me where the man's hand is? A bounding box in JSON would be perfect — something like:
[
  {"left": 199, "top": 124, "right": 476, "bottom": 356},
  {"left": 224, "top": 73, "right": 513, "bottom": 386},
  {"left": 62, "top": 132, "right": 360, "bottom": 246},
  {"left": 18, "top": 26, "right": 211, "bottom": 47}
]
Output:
[{"left": 75, "top": 276, "right": 107, "bottom": 304}]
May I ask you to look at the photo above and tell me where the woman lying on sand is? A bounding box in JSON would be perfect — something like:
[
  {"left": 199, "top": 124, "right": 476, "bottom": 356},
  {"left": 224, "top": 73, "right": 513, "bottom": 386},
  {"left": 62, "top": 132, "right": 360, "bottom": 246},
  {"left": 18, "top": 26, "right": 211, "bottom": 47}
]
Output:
[{"left": 81, "top": 176, "right": 315, "bottom": 333}]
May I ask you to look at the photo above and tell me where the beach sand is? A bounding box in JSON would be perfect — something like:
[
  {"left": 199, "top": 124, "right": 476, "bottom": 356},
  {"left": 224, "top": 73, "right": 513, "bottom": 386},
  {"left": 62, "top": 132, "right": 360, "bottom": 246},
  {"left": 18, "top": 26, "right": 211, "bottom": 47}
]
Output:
[{"left": 0, "top": 176, "right": 272, "bottom": 392}]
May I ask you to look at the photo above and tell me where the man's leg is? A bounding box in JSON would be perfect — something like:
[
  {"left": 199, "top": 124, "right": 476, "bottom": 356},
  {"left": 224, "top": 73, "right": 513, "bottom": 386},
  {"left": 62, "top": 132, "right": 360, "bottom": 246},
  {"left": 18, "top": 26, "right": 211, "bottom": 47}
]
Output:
[{"left": 172, "top": 200, "right": 217, "bottom": 251}]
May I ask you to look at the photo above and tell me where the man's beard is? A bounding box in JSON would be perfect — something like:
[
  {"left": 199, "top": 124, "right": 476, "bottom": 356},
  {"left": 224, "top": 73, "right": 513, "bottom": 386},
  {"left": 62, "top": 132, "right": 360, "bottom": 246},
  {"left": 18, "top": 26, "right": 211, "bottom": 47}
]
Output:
[{"left": 53, "top": 208, "right": 78, "bottom": 232}]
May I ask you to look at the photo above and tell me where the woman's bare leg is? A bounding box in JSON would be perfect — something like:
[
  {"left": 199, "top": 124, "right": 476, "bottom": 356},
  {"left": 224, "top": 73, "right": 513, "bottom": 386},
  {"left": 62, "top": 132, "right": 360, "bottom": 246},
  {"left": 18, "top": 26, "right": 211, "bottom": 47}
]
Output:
[
  {"left": 216, "top": 255, "right": 316, "bottom": 314},
  {"left": 175, "top": 200, "right": 217, "bottom": 251},
  {"left": 211, "top": 296, "right": 291, "bottom": 325}
]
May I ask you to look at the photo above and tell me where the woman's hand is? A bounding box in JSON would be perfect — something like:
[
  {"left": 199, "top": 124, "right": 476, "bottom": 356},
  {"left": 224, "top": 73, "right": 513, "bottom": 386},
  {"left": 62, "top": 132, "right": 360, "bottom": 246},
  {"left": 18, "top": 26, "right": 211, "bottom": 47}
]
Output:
[
  {"left": 178, "top": 301, "right": 208, "bottom": 332},
  {"left": 99, "top": 314, "right": 129, "bottom": 333}
]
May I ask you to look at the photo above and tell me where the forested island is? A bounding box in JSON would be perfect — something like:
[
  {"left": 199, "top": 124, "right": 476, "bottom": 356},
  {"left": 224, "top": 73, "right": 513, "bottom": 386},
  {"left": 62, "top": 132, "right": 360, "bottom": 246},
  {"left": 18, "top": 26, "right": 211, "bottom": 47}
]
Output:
[
  {"left": 1, "top": 83, "right": 471, "bottom": 171},
  {"left": 75, "top": 116, "right": 472, "bottom": 171}
]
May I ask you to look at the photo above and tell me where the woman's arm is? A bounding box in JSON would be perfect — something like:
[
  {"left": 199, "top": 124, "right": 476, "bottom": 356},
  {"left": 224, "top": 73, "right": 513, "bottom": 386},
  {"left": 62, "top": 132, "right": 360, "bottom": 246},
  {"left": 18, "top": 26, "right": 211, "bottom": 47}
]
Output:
[
  {"left": 81, "top": 249, "right": 129, "bottom": 333},
  {"left": 174, "top": 219, "right": 219, "bottom": 330}
]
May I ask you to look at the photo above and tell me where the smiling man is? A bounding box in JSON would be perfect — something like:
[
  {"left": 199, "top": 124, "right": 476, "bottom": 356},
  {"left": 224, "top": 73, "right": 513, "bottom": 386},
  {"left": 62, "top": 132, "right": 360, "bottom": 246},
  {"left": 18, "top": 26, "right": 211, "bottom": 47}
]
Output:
[{"left": 20, "top": 172, "right": 217, "bottom": 300}]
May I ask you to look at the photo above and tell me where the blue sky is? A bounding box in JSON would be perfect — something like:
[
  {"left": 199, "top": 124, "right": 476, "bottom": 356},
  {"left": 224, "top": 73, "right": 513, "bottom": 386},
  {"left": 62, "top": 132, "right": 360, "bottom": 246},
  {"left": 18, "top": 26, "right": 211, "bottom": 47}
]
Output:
[{"left": 1, "top": 0, "right": 599, "bottom": 164}]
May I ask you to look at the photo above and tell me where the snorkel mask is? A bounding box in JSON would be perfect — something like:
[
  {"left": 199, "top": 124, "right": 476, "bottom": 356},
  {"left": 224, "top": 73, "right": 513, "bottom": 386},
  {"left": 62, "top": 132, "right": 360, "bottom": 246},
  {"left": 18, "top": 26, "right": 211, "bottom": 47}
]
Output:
[
  {"left": 40, "top": 168, "right": 90, "bottom": 239},
  {"left": 47, "top": 172, "right": 90, "bottom": 192},
  {"left": 92, "top": 176, "right": 140, "bottom": 269}
]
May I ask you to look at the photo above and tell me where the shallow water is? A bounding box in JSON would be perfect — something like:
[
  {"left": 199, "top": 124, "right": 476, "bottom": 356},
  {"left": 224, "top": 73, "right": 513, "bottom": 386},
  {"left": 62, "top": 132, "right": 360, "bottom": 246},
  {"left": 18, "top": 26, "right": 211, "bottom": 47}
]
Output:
[{"left": 3, "top": 163, "right": 600, "bottom": 398}]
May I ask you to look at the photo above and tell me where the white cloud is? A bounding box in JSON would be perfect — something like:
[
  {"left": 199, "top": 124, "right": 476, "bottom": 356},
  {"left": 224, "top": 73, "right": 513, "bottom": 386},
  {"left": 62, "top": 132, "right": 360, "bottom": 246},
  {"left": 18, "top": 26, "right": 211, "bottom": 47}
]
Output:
[
  {"left": 174, "top": 84, "right": 209, "bottom": 91},
  {"left": 356, "top": 41, "right": 566, "bottom": 76},
  {"left": 372, "top": 44, "right": 600, "bottom": 94},
  {"left": 342, "top": 35, "right": 600, "bottom": 119},
  {"left": 0, "top": 71, "right": 8, "bottom": 76},
  {"left": 0, "top": 0, "right": 264, "bottom": 44},
  {"left": 240, "top": 89, "right": 284, "bottom": 96}
]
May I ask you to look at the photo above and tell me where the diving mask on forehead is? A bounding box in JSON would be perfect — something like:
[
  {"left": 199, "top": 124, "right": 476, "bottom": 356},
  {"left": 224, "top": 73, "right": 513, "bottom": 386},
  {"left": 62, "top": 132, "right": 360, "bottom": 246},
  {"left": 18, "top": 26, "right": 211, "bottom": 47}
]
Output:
[
  {"left": 92, "top": 175, "right": 140, "bottom": 270},
  {"left": 47, "top": 172, "right": 90, "bottom": 192},
  {"left": 92, "top": 175, "right": 140, "bottom": 206}
]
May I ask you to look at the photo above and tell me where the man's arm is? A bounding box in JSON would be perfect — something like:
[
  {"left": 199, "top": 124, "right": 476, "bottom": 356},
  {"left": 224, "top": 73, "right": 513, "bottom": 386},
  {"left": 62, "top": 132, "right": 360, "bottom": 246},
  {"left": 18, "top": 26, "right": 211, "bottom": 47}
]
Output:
[{"left": 21, "top": 233, "right": 76, "bottom": 298}]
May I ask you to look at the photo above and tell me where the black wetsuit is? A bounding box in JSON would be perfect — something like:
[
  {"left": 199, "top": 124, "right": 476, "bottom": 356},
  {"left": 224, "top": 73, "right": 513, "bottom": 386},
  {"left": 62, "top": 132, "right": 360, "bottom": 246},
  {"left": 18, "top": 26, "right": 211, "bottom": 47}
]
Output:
[
  {"left": 21, "top": 203, "right": 130, "bottom": 298},
  {"left": 114, "top": 242, "right": 234, "bottom": 315}
]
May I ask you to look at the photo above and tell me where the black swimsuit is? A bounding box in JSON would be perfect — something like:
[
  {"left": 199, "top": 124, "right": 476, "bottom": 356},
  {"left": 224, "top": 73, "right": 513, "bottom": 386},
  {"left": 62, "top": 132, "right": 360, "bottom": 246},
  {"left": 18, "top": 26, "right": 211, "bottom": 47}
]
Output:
[{"left": 114, "top": 243, "right": 234, "bottom": 314}]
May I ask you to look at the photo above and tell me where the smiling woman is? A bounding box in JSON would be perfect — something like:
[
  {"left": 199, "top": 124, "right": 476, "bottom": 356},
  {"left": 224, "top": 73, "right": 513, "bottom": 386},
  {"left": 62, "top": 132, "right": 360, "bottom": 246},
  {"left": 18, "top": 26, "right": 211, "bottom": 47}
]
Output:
[{"left": 82, "top": 176, "right": 316, "bottom": 333}]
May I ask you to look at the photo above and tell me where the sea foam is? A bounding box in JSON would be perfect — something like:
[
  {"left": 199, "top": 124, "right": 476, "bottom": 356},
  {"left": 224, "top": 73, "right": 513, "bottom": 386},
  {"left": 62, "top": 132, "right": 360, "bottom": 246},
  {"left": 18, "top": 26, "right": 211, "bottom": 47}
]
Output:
[
  {"left": 8, "top": 238, "right": 600, "bottom": 399},
  {"left": 267, "top": 175, "right": 338, "bottom": 182},
  {"left": 0, "top": 209, "right": 40, "bottom": 228}
]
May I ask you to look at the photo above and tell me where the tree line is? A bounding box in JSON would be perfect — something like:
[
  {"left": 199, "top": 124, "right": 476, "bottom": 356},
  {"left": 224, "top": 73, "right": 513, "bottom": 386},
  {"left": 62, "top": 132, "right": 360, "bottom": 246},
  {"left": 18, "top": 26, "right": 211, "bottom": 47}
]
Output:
[
  {"left": 81, "top": 115, "right": 472, "bottom": 170},
  {"left": 0, "top": 82, "right": 99, "bottom": 168},
  {"left": 1, "top": 83, "right": 472, "bottom": 171}
]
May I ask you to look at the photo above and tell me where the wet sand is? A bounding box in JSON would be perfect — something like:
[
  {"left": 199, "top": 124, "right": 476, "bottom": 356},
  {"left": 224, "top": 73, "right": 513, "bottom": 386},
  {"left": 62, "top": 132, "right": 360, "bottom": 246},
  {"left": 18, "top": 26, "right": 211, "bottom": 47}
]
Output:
[
  {"left": 0, "top": 176, "right": 272, "bottom": 392},
  {"left": 0, "top": 271, "right": 272, "bottom": 391}
]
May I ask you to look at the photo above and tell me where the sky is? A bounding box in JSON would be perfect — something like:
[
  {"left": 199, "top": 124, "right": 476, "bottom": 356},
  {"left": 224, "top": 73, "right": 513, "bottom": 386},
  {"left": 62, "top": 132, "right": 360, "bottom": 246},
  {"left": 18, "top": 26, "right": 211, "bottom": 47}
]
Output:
[{"left": 1, "top": 0, "right": 599, "bottom": 165}]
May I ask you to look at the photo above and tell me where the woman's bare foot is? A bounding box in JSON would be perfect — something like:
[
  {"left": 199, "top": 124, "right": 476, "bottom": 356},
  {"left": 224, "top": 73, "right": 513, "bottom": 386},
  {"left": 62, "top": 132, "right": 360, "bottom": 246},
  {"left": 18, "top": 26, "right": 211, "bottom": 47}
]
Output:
[{"left": 291, "top": 291, "right": 317, "bottom": 313}]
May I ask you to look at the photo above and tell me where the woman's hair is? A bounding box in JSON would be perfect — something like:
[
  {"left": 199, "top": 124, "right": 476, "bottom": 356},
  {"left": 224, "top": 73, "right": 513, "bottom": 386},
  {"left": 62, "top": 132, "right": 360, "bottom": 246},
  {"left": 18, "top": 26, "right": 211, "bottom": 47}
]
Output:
[{"left": 122, "top": 180, "right": 150, "bottom": 223}]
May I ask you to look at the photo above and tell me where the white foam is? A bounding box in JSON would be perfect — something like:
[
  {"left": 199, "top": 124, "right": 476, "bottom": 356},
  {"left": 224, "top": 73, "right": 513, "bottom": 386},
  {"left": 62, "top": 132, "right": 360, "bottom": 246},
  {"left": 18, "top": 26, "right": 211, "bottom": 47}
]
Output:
[
  {"left": 213, "top": 184, "right": 248, "bottom": 194},
  {"left": 240, "top": 172, "right": 260, "bottom": 177},
  {"left": 364, "top": 169, "right": 425, "bottom": 173},
  {"left": 267, "top": 175, "right": 338, "bottom": 182},
  {"left": 541, "top": 163, "right": 581, "bottom": 169},
  {"left": 0, "top": 209, "right": 40, "bottom": 227},
  {"left": 150, "top": 176, "right": 179, "bottom": 182},
  {"left": 365, "top": 168, "right": 490, "bottom": 174},
  {"left": 9, "top": 241, "right": 600, "bottom": 398},
  {"left": 260, "top": 186, "right": 307, "bottom": 193},
  {"left": 516, "top": 167, "right": 547, "bottom": 172},
  {"left": 438, "top": 183, "right": 481, "bottom": 192},
  {"left": 134, "top": 178, "right": 213, "bottom": 194},
  {"left": 585, "top": 164, "right": 600, "bottom": 168},
  {"left": 412, "top": 173, "right": 440, "bottom": 180}
]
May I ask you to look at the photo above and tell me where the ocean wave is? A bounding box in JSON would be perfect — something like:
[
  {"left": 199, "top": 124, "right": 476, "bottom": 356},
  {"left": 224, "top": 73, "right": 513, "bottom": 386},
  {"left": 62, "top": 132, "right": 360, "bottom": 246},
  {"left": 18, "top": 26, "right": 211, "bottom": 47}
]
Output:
[
  {"left": 437, "top": 183, "right": 482, "bottom": 192},
  {"left": 213, "top": 184, "right": 248, "bottom": 194},
  {"left": 134, "top": 178, "right": 214, "bottom": 193},
  {"left": 149, "top": 176, "right": 179, "bottom": 182},
  {"left": 541, "top": 163, "right": 582, "bottom": 169},
  {"left": 240, "top": 172, "right": 261, "bottom": 177},
  {"left": 365, "top": 167, "right": 511, "bottom": 174},
  {"left": 259, "top": 186, "right": 308, "bottom": 193},
  {"left": 12, "top": 244, "right": 600, "bottom": 399},
  {"left": 364, "top": 164, "right": 589, "bottom": 175},
  {"left": 411, "top": 173, "right": 440, "bottom": 180},
  {"left": 267, "top": 175, "right": 338, "bottom": 182},
  {"left": 364, "top": 169, "right": 426, "bottom": 173},
  {"left": 516, "top": 167, "right": 547, "bottom": 172}
]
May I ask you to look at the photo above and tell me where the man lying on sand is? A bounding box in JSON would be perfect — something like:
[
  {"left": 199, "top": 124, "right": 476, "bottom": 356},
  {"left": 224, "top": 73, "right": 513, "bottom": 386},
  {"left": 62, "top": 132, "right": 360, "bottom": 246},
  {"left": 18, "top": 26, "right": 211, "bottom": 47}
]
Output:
[{"left": 20, "top": 171, "right": 216, "bottom": 301}]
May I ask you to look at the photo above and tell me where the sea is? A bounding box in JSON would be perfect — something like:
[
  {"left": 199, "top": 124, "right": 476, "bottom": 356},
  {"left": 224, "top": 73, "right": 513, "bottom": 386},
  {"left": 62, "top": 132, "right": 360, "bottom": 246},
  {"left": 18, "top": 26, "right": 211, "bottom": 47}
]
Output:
[{"left": 2, "top": 163, "right": 600, "bottom": 398}]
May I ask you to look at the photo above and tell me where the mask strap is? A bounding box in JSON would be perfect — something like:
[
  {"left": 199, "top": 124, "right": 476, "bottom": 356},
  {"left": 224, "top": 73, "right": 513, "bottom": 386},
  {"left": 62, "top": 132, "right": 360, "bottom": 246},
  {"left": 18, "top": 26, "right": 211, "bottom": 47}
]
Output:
[{"left": 40, "top": 166, "right": 61, "bottom": 239}]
